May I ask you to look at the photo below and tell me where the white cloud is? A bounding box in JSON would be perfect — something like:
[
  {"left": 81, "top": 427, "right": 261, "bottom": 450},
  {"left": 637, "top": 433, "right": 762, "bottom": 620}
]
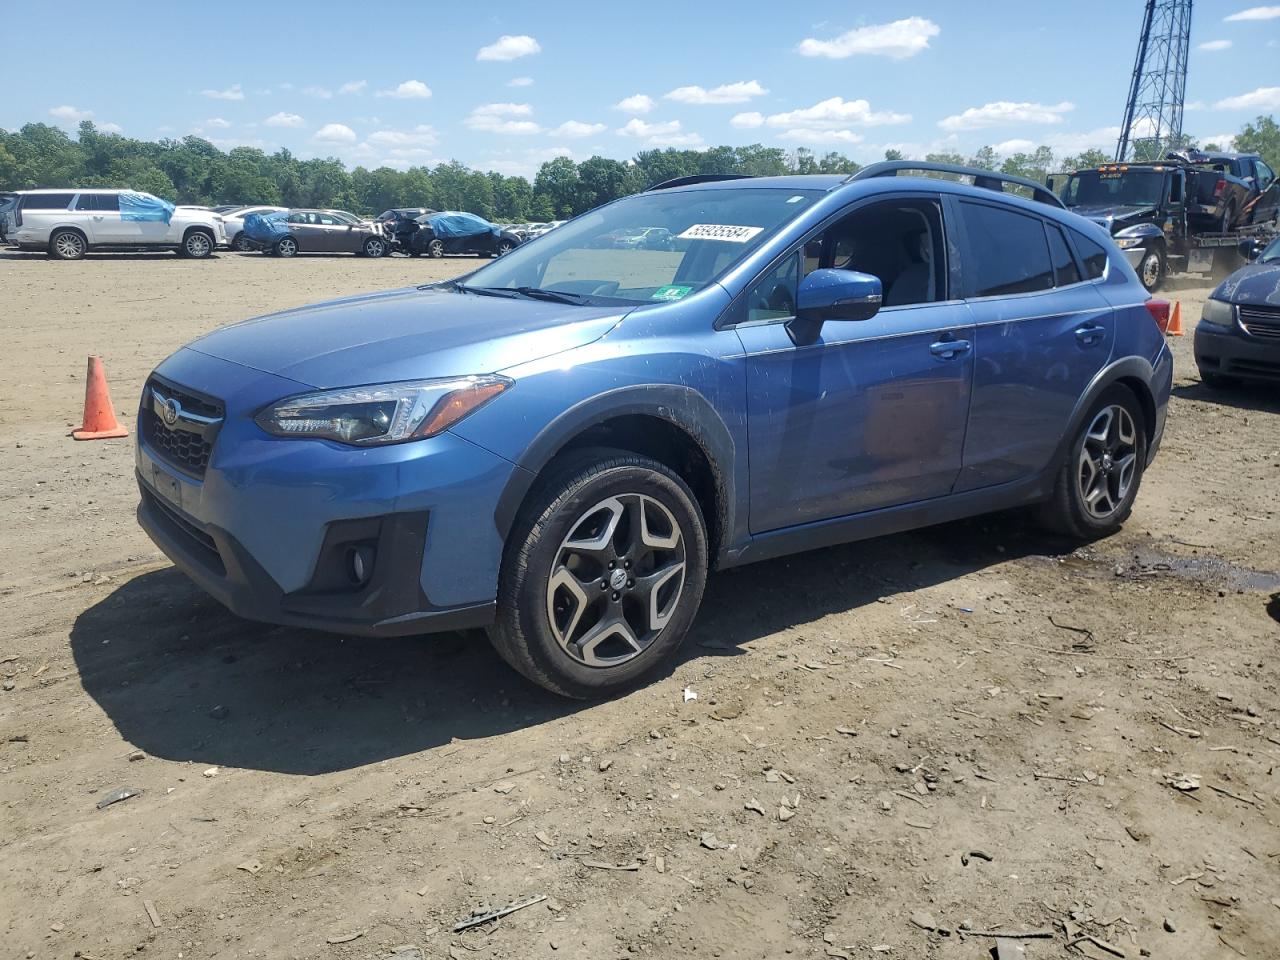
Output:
[
  {"left": 202, "top": 84, "right": 244, "bottom": 101},
  {"left": 508, "top": 76, "right": 534, "bottom": 87},
  {"left": 551, "top": 120, "right": 607, "bottom": 138},
  {"left": 49, "top": 105, "right": 93, "bottom": 123},
  {"left": 376, "top": 80, "right": 433, "bottom": 100},
  {"left": 1198, "top": 133, "right": 1237, "bottom": 149},
  {"left": 483, "top": 146, "right": 574, "bottom": 178},
  {"left": 302, "top": 85, "right": 333, "bottom": 99},
  {"left": 339, "top": 80, "right": 367, "bottom": 94},
  {"left": 798, "top": 17, "right": 940, "bottom": 60},
  {"left": 939, "top": 100, "right": 1074, "bottom": 131},
  {"left": 1197, "top": 39, "right": 1233, "bottom": 51},
  {"left": 98, "top": 122, "right": 123, "bottom": 135},
  {"left": 614, "top": 94, "right": 655, "bottom": 114},
  {"left": 617, "top": 118, "right": 682, "bottom": 138},
  {"left": 476, "top": 34, "right": 541, "bottom": 61},
  {"left": 313, "top": 123, "right": 357, "bottom": 144},
  {"left": 367, "top": 124, "right": 438, "bottom": 147},
  {"left": 1184, "top": 100, "right": 1208, "bottom": 111},
  {"left": 1042, "top": 126, "right": 1122, "bottom": 155},
  {"left": 1224, "top": 5, "right": 1280, "bottom": 21},
  {"left": 465, "top": 102, "right": 541, "bottom": 135},
  {"left": 731, "top": 111, "right": 765, "bottom": 129},
  {"left": 763, "top": 97, "right": 911, "bottom": 131},
  {"left": 1214, "top": 86, "right": 1280, "bottom": 110},
  {"left": 264, "top": 112, "right": 305, "bottom": 128},
  {"left": 664, "top": 80, "right": 767, "bottom": 105},
  {"left": 205, "top": 117, "right": 232, "bottom": 129},
  {"left": 779, "top": 129, "right": 864, "bottom": 145},
  {"left": 648, "top": 132, "right": 704, "bottom": 147},
  {"left": 993, "top": 138, "right": 1036, "bottom": 154}
]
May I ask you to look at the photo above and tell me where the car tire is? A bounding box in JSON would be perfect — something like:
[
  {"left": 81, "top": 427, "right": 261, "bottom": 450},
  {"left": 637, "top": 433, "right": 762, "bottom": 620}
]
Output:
[
  {"left": 232, "top": 232, "right": 254, "bottom": 252},
  {"left": 274, "top": 236, "right": 298, "bottom": 258},
  {"left": 427, "top": 239, "right": 445, "bottom": 258},
  {"left": 1040, "top": 385, "right": 1147, "bottom": 541},
  {"left": 495, "top": 239, "right": 515, "bottom": 257},
  {"left": 49, "top": 229, "right": 86, "bottom": 260},
  {"left": 1221, "top": 200, "right": 1237, "bottom": 233},
  {"left": 1137, "top": 248, "right": 1163, "bottom": 292},
  {"left": 488, "top": 449, "right": 709, "bottom": 699},
  {"left": 180, "top": 229, "right": 214, "bottom": 259},
  {"left": 362, "top": 236, "right": 387, "bottom": 258}
]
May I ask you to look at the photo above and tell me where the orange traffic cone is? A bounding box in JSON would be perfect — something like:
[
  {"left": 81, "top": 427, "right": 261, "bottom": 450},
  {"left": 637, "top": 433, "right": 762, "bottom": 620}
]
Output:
[
  {"left": 1166, "top": 301, "right": 1184, "bottom": 337},
  {"left": 72, "top": 356, "right": 129, "bottom": 440}
]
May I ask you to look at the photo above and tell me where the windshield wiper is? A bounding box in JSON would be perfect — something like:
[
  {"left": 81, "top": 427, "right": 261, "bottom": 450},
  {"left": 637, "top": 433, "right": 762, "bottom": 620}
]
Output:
[{"left": 456, "top": 284, "right": 591, "bottom": 305}]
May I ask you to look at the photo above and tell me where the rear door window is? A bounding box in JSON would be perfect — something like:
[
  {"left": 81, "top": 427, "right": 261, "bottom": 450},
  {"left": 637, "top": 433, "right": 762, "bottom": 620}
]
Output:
[
  {"left": 75, "top": 193, "right": 120, "bottom": 212},
  {"left": 1070, "top": 229, "right": 1110, "bottom": 280},
  {"left": 958, "top": 201, "right": 1054, "bottom": 297},
  {"left": 21, "top": 193, "right": 76, "bottom": 210},
  {"left": 1045, "top": 223, "right": 1082, "bottom": 287}
]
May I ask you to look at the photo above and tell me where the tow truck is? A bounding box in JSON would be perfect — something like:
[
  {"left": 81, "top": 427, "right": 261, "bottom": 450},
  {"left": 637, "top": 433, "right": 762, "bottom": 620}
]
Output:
[{"left": 1048, "top": 159, "right": 1278, "bottom": 292}]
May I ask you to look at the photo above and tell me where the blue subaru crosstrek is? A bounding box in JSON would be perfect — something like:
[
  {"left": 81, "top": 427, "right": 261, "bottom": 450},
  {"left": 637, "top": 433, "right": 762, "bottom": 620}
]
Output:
[{"left": 136, "top": 163, "right": 1173, "bottom": 698}]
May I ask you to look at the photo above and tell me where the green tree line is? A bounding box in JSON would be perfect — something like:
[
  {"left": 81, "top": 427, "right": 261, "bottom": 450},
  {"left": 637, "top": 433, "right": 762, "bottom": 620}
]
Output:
[{"left": 2, "top": 116, "right": 1275, "bottom": 222}]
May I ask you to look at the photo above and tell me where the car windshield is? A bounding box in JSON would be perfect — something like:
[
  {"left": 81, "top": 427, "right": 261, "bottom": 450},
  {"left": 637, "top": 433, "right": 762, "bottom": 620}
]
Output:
[
  {"left": 1061, "top": 171, "right": 1165, "bottom": 208},
  {"left": 1260, "top": 237, "right": 1280, "bottom": 263},
  {"left": 461, "top": 187, "right": 823, "bottom": 305}
]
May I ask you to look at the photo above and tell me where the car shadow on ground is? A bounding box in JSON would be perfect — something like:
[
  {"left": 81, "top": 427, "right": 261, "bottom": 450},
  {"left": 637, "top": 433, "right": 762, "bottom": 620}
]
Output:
[
  {"left": 71, "top": 511, "right": 1067, "bottom": 777},
  {"left": 0, "top": 251, "right": 228, "bottom": 261},
  {"left": 1172, "top": 380, "right": 1280, "bottom": 413}
]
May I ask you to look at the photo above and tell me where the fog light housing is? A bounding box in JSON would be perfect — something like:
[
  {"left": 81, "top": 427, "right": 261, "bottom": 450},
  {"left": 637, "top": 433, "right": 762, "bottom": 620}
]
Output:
[{"left": 346, "top": 546, "right": 375, "bottom": 586}]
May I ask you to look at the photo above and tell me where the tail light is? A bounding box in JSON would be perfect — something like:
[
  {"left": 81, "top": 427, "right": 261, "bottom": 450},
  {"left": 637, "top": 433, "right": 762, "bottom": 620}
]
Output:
[
  {"left": 1145, "top": 299, "right": 1171, "bottom": 329},
  {"left": 1213, "top": 178, "right": 1226, "bottom": 198}
]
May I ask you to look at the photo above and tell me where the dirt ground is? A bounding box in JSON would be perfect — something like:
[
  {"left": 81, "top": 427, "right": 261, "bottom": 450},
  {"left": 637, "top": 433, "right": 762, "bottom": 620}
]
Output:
[{"left": 1, "top": 248, "right": 1278, "bottom": 960}]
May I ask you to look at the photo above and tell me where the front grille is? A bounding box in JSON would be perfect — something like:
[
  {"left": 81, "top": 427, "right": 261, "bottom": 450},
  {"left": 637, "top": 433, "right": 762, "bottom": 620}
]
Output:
[
  {"left": 1239, "top": 305, "right": 1280, "bottom": 342},
  {"left": 1229, "top": 358, "right": 1280, "bottom": 379},
  {"left": 141, "top": 378, "right": 223, "bottom": 477}
]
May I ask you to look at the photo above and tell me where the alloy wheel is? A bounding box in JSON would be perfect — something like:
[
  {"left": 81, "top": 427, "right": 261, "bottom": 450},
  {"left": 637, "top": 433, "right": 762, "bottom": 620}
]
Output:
[
  {"left": 1077, "top": 405, "right": 1138, "bottom": 520},
  {"left": 545, "top": 494, "right": 686, "bottom": 668},
  {"left": 186, "top": 233, "right": 211, "bottom": 257},
  {"left": 1140, "top": 252, "right": 1161, "bottom": 290},
  {"left": 277, "top": 237, "right": 297, "bottom": 257},
  {"left": 55, "top": 233, "right": 84, "bottom": 258}
]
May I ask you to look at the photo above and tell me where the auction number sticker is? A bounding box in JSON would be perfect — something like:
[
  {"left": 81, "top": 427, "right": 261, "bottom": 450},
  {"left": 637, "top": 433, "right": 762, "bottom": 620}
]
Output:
[{"left": 677, "top": 223, "right": 764, "bottom": 243}]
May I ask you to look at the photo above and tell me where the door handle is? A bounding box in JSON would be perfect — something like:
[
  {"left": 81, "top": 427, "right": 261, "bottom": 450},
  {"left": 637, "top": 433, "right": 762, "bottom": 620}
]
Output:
[
  {"left": 93, "top": 215, "right": 104, "bottom": 221},
  {"left": 930, "top": 339, "right": 971, "bottom": 360},
  {"left": 1075, "top": 324, "right": 1106, "bottom": 345}
]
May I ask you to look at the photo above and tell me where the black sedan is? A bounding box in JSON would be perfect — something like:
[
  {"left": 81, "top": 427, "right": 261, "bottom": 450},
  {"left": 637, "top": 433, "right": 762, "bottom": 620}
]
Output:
[
  {"left": 1195, "top": 236, "right": 1280, "bottom": 386},
  {"left": 406, "top": 211, "right": 522, "bottom": 259}
]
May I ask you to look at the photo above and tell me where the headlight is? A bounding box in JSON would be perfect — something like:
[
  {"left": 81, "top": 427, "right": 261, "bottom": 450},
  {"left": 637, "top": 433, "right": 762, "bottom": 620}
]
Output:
[
  {"left": 1114, "top": 236, "right": 1143, "bottom": 249},
  {"left": 1200, "top": 298, "right": 1235, "bottom": 327},
  {"left": 255, "top": 375, "right": 511, "bottom": 445}
]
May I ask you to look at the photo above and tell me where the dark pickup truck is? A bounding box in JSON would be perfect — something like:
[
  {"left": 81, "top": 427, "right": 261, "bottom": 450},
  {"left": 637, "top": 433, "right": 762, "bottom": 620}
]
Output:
[{"left": 1049, "top": 159, "right": 1279, "bottom": 291}]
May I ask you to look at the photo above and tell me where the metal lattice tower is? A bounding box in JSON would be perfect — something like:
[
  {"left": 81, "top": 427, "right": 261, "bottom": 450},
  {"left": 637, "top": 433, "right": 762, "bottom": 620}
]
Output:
[{"left": 1116, "top": 0, "right": 1194, "bottom": 161}]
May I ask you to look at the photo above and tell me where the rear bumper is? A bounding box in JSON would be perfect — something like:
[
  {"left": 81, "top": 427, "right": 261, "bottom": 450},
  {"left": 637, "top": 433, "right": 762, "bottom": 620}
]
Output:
[{"left": 1194, "top": 321, "right": 1280, "bottom": 381}]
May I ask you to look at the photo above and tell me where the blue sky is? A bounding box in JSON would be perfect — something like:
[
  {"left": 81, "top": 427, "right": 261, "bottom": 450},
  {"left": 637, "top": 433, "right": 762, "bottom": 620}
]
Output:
[{"left": 4, "top": 1, "right": 1278, "bottom": 176}]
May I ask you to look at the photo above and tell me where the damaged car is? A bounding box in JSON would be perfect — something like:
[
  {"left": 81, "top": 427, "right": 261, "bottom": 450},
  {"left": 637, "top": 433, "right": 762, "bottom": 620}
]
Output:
[
  {"left": 406, "top": 211, "right": 522, "bottom": 258},
  {"left": 244, "top": 208, "right": 390, "bottom": 258}
]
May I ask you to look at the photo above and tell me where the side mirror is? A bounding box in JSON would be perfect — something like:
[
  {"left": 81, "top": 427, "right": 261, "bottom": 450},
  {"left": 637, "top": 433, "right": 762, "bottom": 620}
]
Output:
[
  {"left": 787, "top": 269, "right": 883, "bottom": 346},
  {"left": 1239, "top": 238, "right": 1262, "bottom": 261}
]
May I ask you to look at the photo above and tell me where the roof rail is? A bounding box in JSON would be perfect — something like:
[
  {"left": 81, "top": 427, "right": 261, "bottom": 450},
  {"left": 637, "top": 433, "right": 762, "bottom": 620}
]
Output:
[
  {"left": 847, "top": 160, "right": 1065, "bottom": 209},
  {"left": 647, "top": 174, "right": 754, "bottom": 191}
]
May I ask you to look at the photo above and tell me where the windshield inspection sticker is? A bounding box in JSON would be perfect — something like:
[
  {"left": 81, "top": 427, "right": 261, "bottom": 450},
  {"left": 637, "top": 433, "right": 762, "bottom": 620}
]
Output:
[
  {"left": 651, "top": 285, "right": 693, "bottom": 301},
  {"left": 677, "top": 223, "right": 764, "bottom": 243}
]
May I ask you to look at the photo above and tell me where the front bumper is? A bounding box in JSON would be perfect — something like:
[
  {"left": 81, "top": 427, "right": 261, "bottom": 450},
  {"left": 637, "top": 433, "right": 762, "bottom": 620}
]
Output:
[
  {"left": 1194, "top": 321, "right": 1280, "bottom": 382},
  {"left": 134, "top": 348, "right": 524, "bottom": 636}
]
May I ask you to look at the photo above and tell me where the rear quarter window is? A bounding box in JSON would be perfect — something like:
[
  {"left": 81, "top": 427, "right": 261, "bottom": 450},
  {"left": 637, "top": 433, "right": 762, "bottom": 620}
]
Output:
[
  {"left": 1070, "top": 229, "right": 1110, "bottom": 281},
  {"left": 21, "top": 193, "right": 76, "bottom": 211}
]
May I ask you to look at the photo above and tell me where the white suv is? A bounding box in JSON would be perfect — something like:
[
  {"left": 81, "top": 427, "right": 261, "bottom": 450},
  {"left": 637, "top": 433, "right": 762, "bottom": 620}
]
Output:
[{"left": 4, "top": 189, "right": 226, "bottom": 260}]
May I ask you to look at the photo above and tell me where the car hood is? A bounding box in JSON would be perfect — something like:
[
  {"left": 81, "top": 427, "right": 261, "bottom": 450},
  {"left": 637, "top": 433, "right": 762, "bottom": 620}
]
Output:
[
  {"left": 186, "top": 285, "right": 626, "bottom": 388},
  {"left": 1213, "top": 261, "right": 1280, "bottom": 307},
  {"left": 1066, "top": 204, "right": 1157, "bottom": 232}
]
